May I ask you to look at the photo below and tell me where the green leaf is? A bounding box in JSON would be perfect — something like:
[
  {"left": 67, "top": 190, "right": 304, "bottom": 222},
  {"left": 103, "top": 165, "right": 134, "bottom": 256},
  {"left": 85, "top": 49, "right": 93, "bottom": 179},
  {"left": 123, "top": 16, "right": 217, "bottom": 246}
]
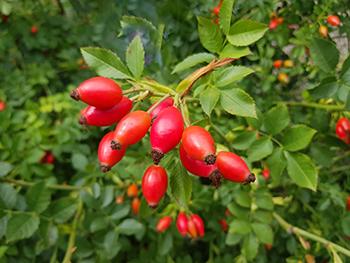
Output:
[
  {"left": 231, "top": 131, "right": 257, "bottom": 150},
  {"left": 110, "top": 205, "right": 130, "bottom": 221},
  {"left": 47, "top": 198, "right": 77, "bottom": 223},
  {"left": 282, "top": 125, "right": 316, "bottom": 151},
  {"left": 26, "top": 182, "right": 51, "bottom": 213},
  {"left": 90, "top": 216, "right": 109, "bottom": 232},
  {"left": 0, "top": 162, "right": 13, "bottom": 177},
  {"left": 197, "top": 16, "right": 223, "bottom": 53},
  {"left": 6, "top": 214, "right": 39, "bottom": 242},
  {"left": 220, "top": 88, "right": 256, "bottom": 118},
  {"left": 169, "top": 160, "right": 192, "bottom": 208},
  {"left": 266, "top": 147, "right": 286, "bottom": 184},
  {"left": 81, "top": 47, "right": 131, "bottom": 79},
  {"left": 103, "top": 231, "right": 120, "bottom": 259},
  {"left": 227, "top": 19, "right": 268, "bottom": 46},
  {"left": 71, "top": 153, "right": 88, "bottom": 171},
  {"left": 340, "top": 56, "right": 350, "bottom": 85},
  {"left": 200, "top": 87, "right": 220, "bottom": 116},
  {"left": 284, "top": 152, "right": 318, "bottom": 191},
  {"left": 308, "top": 38, "right": 339, "bottom": 72},
  {"left": 126, "top": 35, "right": 145, "bottom": 79},
  {"left": 234, "top": 190, "right": 251, "bottom": 208},
  {"left": 217, "top": 66, "right": 254, "bottom": 87},
  {"left": 226, "top": 233, "right": 242, "bottom": 246},
  {"left": 219, "top": 0, "right": 235, "bottom": 34},
  {"left": 158, "top": 232, "right": 173, "bottom": 256},
  {"left": 172, "top": 53, "right": 215, "bottom": 74},
  {"left": 0, "top": 184, "right": 17, "bottom": 209},
  {"left": 242, "top": 234, "right": 259, "bottom": 261},
  {"left": 220, "top": 44, "right": 251, "bottom": 59},
  {"left": 252, "top": 223, "right": 273, "bottom": 244},
  {"left": 263, "top": 104, "right": 290, "bottom": 135},
  {"left": 248, "top": 137, "right": 273, "bottom": 162},
  {"left": 310, "top": 77, "right": 338, "bottom": 99},
  {"left": 229, "top": 220, "right": 251, "bottom": 234},
  {"left": 255, "top": 192, "right": 274, "bottom": 211},
  {"left": 118, "top": 219, "right": 144, "bottom": 235}
]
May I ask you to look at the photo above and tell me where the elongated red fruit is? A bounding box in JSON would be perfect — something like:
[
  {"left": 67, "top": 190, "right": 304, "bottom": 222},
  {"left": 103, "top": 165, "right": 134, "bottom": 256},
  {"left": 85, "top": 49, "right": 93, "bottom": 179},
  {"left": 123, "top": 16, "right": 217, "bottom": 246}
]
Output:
[
  {"left": 150, "top": 107, "right": 184, "bottom": 164},
  {"left": 111, "top": 111, "right": 151, "bottom": 150},
  {"left": 142, "top": 165, "right": 168, "bottom": 208},
  {"left": 216, "top": 151, "right": 255, "bottom": 184},
  {"left": 98, "top": 132, "right": 126, "bottom": 172},
  {"left": 336, "top": 117, "right": 350, "bottom": 144},
  {"left": 149, "top": 97, "right": 174, "bottom": 120},
  {"left": 182, "top": 126, "right": 216, "bottom": 165},
  {"left": 191, "top": 214, "right": 205, "bottom": 238},
  {"left": 327, "top": 15, "right": 340, "bottom": 27},
  {"left": 179, "top": 144, "right": 221, "bottom": 187},
  {"left": 187, "top": 217, "right": 198, "bottom": 238},
  {"left": 176, "top": 212, "right": 188, "bottom": 237},
  {"left": 71, "top": 77, "right": 122, "bottom": 109},
  {"left": 80, "top": 96, "right": 132, "bottom": 126},
  {"left": 156, "top": 216, "right": 172, "bottom": 233}
]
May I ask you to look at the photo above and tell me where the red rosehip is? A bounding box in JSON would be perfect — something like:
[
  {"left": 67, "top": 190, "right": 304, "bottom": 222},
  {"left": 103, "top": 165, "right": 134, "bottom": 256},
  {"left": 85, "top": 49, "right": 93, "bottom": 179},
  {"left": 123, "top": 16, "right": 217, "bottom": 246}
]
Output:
[
  {"left": 131, "top": 197, "right": 141, "bottom": 215},
  {"left": 98, "top": 132, "right": 126, "bottom": 172},
  {"left": 156, "top": 216, "right": 172, "bottom": 233},
  {"left": 216, "top": 151, "right": 255, "bottom": 184},
  {"left": 219, "top": 219, "right": 228, "bottom": 232},
  {"left": 0, "top": 101, "right": 6, "bottom": 111},
  {"left": 80, "top": 96, "right": 132, "bottom": 126},
  {"left": 187, "top": 217, "right": 198, "bottom": 238},
  {"left": 336, "top": 117, "right": 350, "bottom": 144},
  {"left": 31, "top": 25, "right": 38, "bottom": 34},
  {"left": 181, "top": 126, "right": 216, "bottom": 165},
  {"left": 40, "top": 151, "right": 55, "bottom": 164},
  {"left": 142, "top": 165, "right": 168, "bottom": 208},
  {"left": 115, "top": 195, "right": 124, "bottom": 204},
  {"left": 212, "top": 0, "right": 223, "bottom": 16},
  {"left": 176, "top": 212, "right": 188, "bottom": 237},
  {"left": 262, "top": 168, "right": 270, "bottom": 180},
  {"left": 327, "top": 15, "right": 340, "bottom": 27},
  {"left": 347, "top": 196, "right": 350, "bottom": 211},
  {"left": 319, "top": 25, "right": 328, "bottom": 38},
  {"left": 111, "top": 111, "right": 151, "bottom": 150},
  {"left": 150, "top": 106, "right": 184, "bottom": 164},
  {"left": 70, "top": 77, "right": 122, "bottom": 110},
  {"left": 149, "top": 97, "right": 174, "bottom": 120},
  {"left": 127, "top": 183, "right": 138, "bottom": 198},
  {"left": 1, "top": 15, "right": 9, "bottom": 23},
  {"left": 191, "top": 214, "right": 205, "bottom": 238},
  {"left": 273, "top": 60, "right": 283, "bottom": 69},
  {"left": 276, "top": 17, "right": 284, "bottom": 25},
  {"left": 269, "top": 19, "right": 279, "bottom": 30},
  {"left": 179, "top": 144, "right": 221, "bottom": 186}
]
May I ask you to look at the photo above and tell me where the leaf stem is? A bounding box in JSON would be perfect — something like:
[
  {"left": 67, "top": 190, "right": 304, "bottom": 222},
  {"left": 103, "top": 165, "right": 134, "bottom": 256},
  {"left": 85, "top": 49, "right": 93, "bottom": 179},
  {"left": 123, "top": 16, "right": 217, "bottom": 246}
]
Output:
[
  {"left": 273, "top": 212, "right": 350, "bottom": 257},
  {"left": 284, "top": 101, "right": 345, "bottom": 111},
  {"left": 1, "top": 178, "right": 82, "bottom": 191}
]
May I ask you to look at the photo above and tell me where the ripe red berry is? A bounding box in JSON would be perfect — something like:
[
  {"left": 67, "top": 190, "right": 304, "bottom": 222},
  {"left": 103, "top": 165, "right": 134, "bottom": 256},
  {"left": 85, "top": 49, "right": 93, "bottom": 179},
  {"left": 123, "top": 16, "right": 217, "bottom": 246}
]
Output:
[
  {"left": 347, "top": 196, "right": 350, "bottom": 211},
  {"left": 327, "top": 15, "right": 340, "bottom": 27},
  {"left": 273, "top": 60, "right": 283, "bottom": 69},
  {"left": 150, "top": 107, "right": 184, "bottom": 164},
  {"left": 98, "top": 132, "right": 126, "bottom": 172},
  {"left": 111, "top": 111, "right": 151, "bottom": 150},
  {"left": 131, "top": 197, "right": 141, "bottom": 215},
  {"left": 219, "top": 219, "right": 228, "bottom": 232},
  {"left": 40, "top": 151, "right": 55, "bottom": 164},
  {"left": 31, "top": 25, "right": 38, "bottom": 34},
  {"left": 79, "top": 96, "right": 132, "bottom": 126},
  {"left": 262, "top": 168, "right": 270, "bottom": 180},
  {"left": 156, "top": 216, "right": 172, "bottom": 233},
  {"left": 176, "top": 212, "right": 188, "bottom": 237},
  {"left": 0, "top": 101, "right": 6, "bottom": 111},
  {"left": 179, "top": 144, "right": 221, "bottom": 186},
  {"left": 216, "top": 151, "right": 255, "bottom": 184},
  {"left": 336, "top": 117, "right": 350, "bottom": 144},
  {"left": 70, "top": 77, "right": 122, "bottom": 109},
  {"left": 187, "top": 217, "right": 198, "bottom": 238},
  {"left": 191, "top": 214, "right": 205, "bottom": 238},
  {"left": 142, "top": 165, "right": 168, "bottom": 208},
  {"left": 149, "top": 97, "right": 174, "bottom": 120},
  {"left": 127, "top": 183, "right": 138, "bottom": 198},
  {"left": 181, "top": 126, "right": 216, "bottom": 165},
  {"left": 269, "top": 19, "right": 279, "bottom": 30},
  {"left": 213, "top": 6, "right": 220, "bottom": 16}
]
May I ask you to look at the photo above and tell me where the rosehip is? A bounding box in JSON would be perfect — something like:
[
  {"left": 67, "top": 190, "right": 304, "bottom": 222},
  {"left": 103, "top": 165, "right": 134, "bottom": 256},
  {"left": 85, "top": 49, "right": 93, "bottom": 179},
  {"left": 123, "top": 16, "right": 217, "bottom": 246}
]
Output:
[
  {"left": 111, "top": 111, "right": 151, "bottom": 150},
  {"left": 269, "top": 19, "right": 279, "bottom": 30},
  {"left": 115, "top": 195, "right": 124, "bottom": 204},
  {"left": 219, "top": 219, "right": 228, "bottom": 232},
  {"left": 187, "top": 217, "right": 198, "bottom": 238},
  {"left": 283, "top": 60, "right": 294, "bottom": 68},
  {"left": 0, "top": 101, "right": 6, "bottom": 111},
  {"left": 1, "top": 15, "right": 9, "bottom": 23},
  {"left": 70, "top": 77, "right": 122, "bottom": 110},
  {"left": 212, "top": 0, "right": 223, "bottom": 16},
  {"left": 176, "top": 212, "right": 188, "bottom": 237},
  {"left": 131, "top": 197, "right": 141, "bottom": 215},
  {"left": 142, "top": 165, "right": 168, "bottom": 208},
  {"left": 156, "top": 216, "right": 172, "bottom": 233},
  {"left": 277, "top": 72, "right": 289, "bottom": 84},
  {"left": 150, "top": 107, "right": 184, "bottom": 164},
  {"left": 346, "top": 196, "right": 350, "bottom": 211},
  {"left": 216, "top": 151, "right": 255, "bottom": 184},
  {"left": 327, "top": 15, "right": 340, "bottom": 27},
  {"left": 265, "top": 244, "right": 273, "bottom": 251},
  {"left": 276, "top": 17, "right": 284, "bottom": 25},
  {"left": 191, "top": 214, "right": 205, "bottom": 238},
  {"left": 336, "top": 117, "right": 350, "bottom": 144},
  {"left": 79, "top": 96, "right": 132, "bottom": 126},
  {"left": 40, "top": 151, "right": 55, "bottom": 164},
  {"left": 262, "top": 168, "right": 270, "bottom": 180},
  {"left": 319, "top": 25, "right": 328, "bottom": 38},
  {"left": 98, "top": 132, "right": 126, "bottom": 172},
  {"left": 127, "top": 183, "right": 138, "bottom": 198},
  {"left": 31, "top": 25, "right": 38, "bottom": 34},
  {"left": 181, "top": 126, "right": 216, "bottom": 165},
  {"left": 179, "top": 144, "right": 221, "bottom": 186},
  {"left": 149, "top": 97, "right": 174, "bottom": 120},
  {"left": 273, "top": 60, "right": 283, "bottom": 69}
]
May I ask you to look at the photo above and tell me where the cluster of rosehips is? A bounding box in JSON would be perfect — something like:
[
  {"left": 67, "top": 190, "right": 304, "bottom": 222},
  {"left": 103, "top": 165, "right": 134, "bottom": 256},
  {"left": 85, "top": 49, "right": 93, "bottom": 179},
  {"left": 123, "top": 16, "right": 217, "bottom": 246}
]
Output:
[
  {"left": 272, "top": 59, "right": 294, "bottom": 85},
  {"left": 70, "top": 76, "right": 255, "bottom": 210},
  {"left": 319, "top": 15, "right": 341, "bottom": 38}
]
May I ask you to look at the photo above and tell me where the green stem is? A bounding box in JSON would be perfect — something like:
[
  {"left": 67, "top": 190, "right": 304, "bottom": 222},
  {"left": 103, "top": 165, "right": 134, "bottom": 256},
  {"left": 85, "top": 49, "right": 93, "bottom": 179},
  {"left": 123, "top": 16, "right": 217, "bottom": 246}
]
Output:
[
  {"left": 146, "top": 94, "right": 171, "bottom": 113},
  {"left": 259, "top": 131, "right": 282, "bottom": 147},
  {"left": 180, "top": 101, "right": 190, "bottom": 127},
  {"left": 330, "top": 164, "right": 350, "bottom": 173},
  {"left": 62, "top": 200, "right": 83, "bottom": 263},
  {"left": 123, "top": 87, "right": 145, "bottom": 94},
  {"left": 284, "top": 101, "right": 345, "bottom": 111},
  {"left": 273, "top": 212, "right": 350, "bottom": 257},
  {"left": 1, "top": 178, "right": 82, "bottom": 191}
]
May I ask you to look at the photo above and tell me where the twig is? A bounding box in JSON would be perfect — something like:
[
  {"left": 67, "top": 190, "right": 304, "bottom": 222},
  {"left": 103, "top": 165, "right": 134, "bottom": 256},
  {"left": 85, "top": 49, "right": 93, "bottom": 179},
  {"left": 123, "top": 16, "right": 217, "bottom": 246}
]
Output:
[
  {"left": 1, "top": 178, "right": 82, "bottom": 191},
  {"left": 284, "top": 101, "right": 345, "bottom": 111}
]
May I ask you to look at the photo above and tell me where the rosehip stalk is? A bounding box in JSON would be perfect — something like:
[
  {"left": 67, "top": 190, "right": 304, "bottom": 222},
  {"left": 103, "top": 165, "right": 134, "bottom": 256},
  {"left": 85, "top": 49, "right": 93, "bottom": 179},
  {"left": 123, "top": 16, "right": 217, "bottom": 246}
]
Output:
[
  {"left": 181, "top": 126, "right": 216, "bottom": 165},
  {"left": 156, "top": 216, "right": 172, "bottom": 233},
  {"left": 111, "top": 111, "right": 151, "bottom": 150},
  {"left": 98, "top": 132, "right": 126, "bottom": 172},
  {"left": 79, "top": 96, "right": 132, "bottom": 126},
  {"left": 150, "top": 106, "right": 184, "bottom": 164},
  {"left": 149, "top": 97, "right": 174, "bottom": 120},
  {"left": 176, "top": 212, "right": 188, "bottom": 237},
  {"left": 71, "top": 77, "right": 122, "bottom": 109},
  {"left": 216, "top": 151, "right": 255, "bottom": 184},
  {"left": 142, "top": 165, "right": 168, "bottom": 208}
]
